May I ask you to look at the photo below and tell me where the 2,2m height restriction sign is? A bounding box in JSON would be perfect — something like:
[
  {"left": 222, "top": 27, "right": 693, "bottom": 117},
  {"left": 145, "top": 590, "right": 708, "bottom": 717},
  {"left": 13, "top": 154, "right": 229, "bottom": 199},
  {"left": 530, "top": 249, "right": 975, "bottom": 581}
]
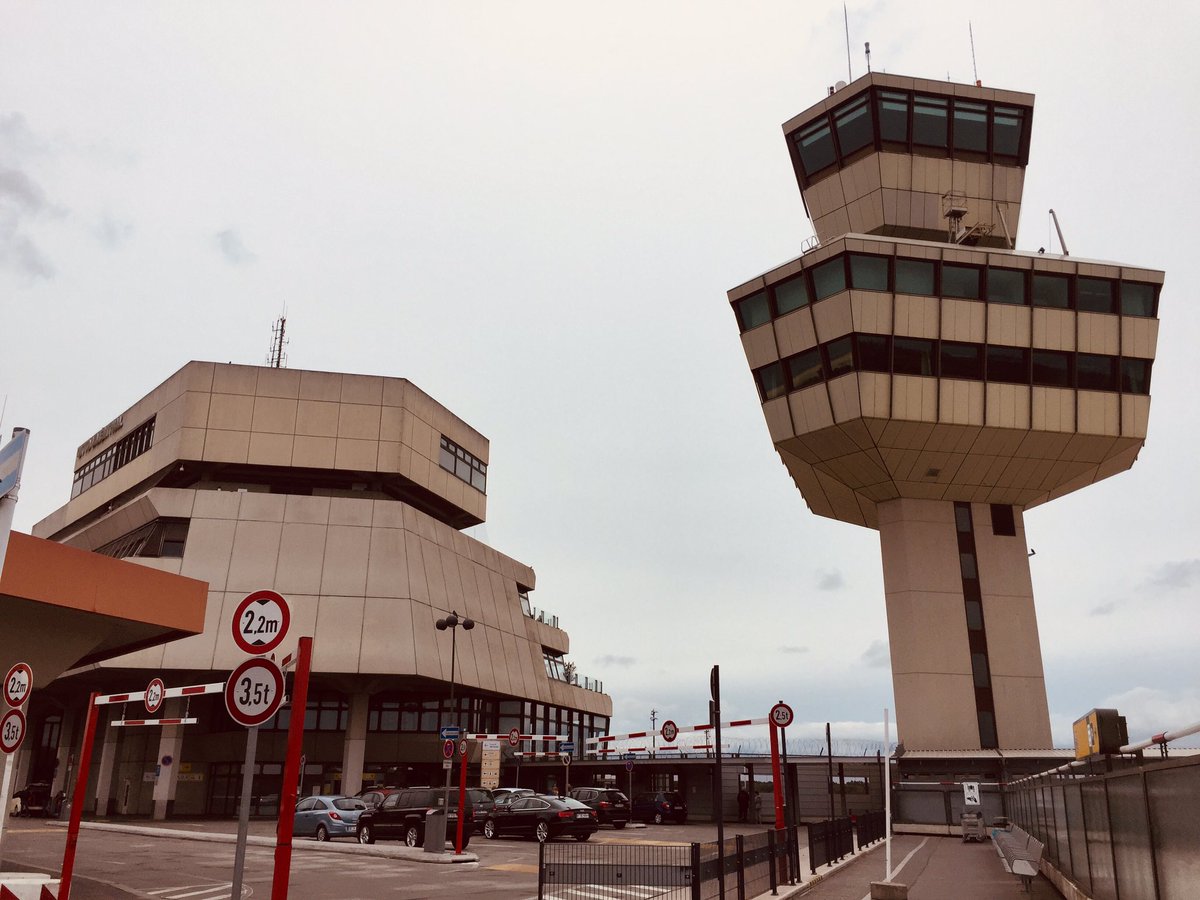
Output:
[
  {"left": 232, "top": 589, "right": 291, "bottom": 655},
  {"left": 224, "top": 657, "right": 285, "bottom": 727},
  {"left": 4, "top": 662, "right": 32, "bottom": 708}
]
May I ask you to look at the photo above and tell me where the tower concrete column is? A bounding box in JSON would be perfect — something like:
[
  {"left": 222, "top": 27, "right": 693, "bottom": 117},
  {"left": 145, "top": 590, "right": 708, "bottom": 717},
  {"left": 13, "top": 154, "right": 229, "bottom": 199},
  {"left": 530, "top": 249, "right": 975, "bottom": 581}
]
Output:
[
  {"left": 340, "top": 692, "right": 370, "bottom": 797},
  {"left": 93, "top": 709, "right": 121, "bottom": 816}
]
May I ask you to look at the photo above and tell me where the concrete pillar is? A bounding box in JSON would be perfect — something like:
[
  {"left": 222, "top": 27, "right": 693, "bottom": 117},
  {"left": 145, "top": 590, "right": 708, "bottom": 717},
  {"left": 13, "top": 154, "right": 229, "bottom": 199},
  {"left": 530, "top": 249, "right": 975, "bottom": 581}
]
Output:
[
  {"left": 93, "top": 709, "right": 121, "bottom": 816},
  {"left": 50, "top": 703, "right": 80, "bottom": 798},
  {"left": 151, "top": 704, "right": 184, "bottom": 821},
  {"left": 340, "top": 692, "right": 370, "bottom": 797}
]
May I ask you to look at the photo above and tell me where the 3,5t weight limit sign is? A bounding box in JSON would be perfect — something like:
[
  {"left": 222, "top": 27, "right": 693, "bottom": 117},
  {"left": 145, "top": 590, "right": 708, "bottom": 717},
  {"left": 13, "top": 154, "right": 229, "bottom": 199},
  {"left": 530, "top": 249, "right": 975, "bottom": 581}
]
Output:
[
  {"left": 1, "top": 708, "right": 26, "bottom": 754},
  {"left": 224, "top": 658, "right": 285, "bottom": 727},
  {"left": 232, "top": 590, "right": 291, "bottom": 655}
]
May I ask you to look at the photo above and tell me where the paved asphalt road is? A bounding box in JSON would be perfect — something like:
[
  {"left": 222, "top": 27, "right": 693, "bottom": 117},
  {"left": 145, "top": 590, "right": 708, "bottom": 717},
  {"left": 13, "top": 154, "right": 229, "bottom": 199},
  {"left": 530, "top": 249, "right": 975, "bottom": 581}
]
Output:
[{"left": 1, "top": 820, "right": 789, "bottom": 899}]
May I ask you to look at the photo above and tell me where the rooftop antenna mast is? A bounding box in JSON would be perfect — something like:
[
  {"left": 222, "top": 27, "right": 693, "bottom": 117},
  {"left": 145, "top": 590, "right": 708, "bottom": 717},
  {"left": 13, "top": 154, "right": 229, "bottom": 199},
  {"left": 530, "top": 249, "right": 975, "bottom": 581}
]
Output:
[
  {"left": 865, "top": 41, "right": 871, "bottom": 74},
  {"left": 969, "top": 22, "right": 980, "bottom": 85},
  {"left": 844, "top": 4, "right": 852, "bottom": 82},
  {"left": 267, "top": 312, "right": 289, "bottom": 368}
]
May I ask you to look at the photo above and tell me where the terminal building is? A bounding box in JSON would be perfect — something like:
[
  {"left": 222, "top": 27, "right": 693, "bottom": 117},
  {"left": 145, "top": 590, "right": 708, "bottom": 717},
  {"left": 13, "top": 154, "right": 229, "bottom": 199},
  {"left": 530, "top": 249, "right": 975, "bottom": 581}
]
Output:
[
  {"left": 729, "top": 73, "right": 1163, "bottom": 766},
  {"left": 28, "top": 361, "right": 611, "bottom": 817}
]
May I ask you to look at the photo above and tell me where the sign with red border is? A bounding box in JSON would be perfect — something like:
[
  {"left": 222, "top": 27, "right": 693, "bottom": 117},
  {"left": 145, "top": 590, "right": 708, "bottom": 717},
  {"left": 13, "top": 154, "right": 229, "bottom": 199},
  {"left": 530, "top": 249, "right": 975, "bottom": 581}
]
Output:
[
  {"left": 224, "top": 658, "right": 285, "bottom": 727},
  {"left": 442, "top": 739, "right": 455, "bottom": 760},
  {"left": 144, "top": 677, "right": 166, "bottom": 715},
  {"left": 508, "top": 727, "right": 521, "bottom": 747},
  {"left": 231, "top": 590, "right": 291, "bottom": 656},
  {"left": 3, "top": 662, "right": 32, "bottom": 708},
  {"left": 1, "top": 708, "right": 26, "bottom": 754},
  {"left": 459, "top": 738, "right": 468, "bottom": 757},
  {"left": 770, "top": 702, "right": 794, "bottom": 728},
  {"left": 661, "top": 719, "right": 679, "bottom": 743}
]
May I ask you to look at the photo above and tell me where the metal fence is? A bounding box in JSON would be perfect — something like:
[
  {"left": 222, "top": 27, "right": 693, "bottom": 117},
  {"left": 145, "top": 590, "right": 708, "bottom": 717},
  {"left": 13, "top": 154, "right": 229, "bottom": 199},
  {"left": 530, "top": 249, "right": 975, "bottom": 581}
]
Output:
[
  {"left": 537, "top": 827, "right": 801, "bottom": 900},
  {"left": 1006, "top": 753, "right": 1200, "bottom": 900},
  {"left": 806, "top": 816, "right": 854, "bottom": 873},
  {"left": 855, "top": 809, "right": 886, "bottom": 850}
]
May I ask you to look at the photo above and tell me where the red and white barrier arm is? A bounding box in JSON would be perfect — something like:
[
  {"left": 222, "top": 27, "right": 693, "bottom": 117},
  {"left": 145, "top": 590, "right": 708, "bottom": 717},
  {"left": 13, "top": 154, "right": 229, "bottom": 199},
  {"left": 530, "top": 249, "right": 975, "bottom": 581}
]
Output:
[
  {"left": 466, "top": 734, "right": 569, "bottom": 742},
  {"left": 587, "top": 717, "right": 767, "bottom": 746},
  {"left": 94, "top": 683, "right": 224, "bottom": 706},
  {"left": 111, "top": 718, "right": 199, "bottom": 727}
]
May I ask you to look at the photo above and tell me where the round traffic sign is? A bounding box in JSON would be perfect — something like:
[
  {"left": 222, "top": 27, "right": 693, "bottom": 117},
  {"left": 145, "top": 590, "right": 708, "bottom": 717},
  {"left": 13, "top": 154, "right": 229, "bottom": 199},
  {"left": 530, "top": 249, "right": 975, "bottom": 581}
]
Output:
[
  {"left": 508, "top": 727, "right": 521, "bottom": 747},
  {"left": 561, "top": 754, "right": 571, "bottom": 767},
  {"left": 232, "top": 590, "right": 291, "bottom": 656},
  {"left": 1, "top": 708, "right": 26, "bottom": 754},
  {"left": 625, "top": 760, "right": 635, "bottom": 773},
  {"left": 442, "top": 740, "right": 455, "bottom": 760},
  {"left": 145, "top": 677, "right": 166, "bottom": 715},
  {"left": 459, "top": 739, "right": 469, "bottom": 757},
  {"left": 770, "top": 702, "right": 794, "bottom": 728},
  {"left": 661, "top": 719, "right": 679, "bottom": 743},
  {"left": 4, "top": 662, "right": 32, "bottom": 708},
  {"left": 224, "top": 658, "right": 284, "bottom": 727}
]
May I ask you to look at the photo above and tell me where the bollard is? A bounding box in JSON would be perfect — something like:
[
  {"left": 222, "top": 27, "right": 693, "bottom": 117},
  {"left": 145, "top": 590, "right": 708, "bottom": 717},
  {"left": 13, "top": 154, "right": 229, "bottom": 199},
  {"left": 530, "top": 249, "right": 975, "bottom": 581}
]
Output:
[{"left": 870, "top": 882, "right": 909, "bottom": 900}]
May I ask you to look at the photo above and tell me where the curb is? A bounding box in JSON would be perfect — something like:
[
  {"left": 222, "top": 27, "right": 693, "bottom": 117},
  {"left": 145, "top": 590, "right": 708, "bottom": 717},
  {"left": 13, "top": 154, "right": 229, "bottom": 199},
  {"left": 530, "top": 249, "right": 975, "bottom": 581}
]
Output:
[{"left": 46, "top": 820, "right": 479, "bottom": 864}]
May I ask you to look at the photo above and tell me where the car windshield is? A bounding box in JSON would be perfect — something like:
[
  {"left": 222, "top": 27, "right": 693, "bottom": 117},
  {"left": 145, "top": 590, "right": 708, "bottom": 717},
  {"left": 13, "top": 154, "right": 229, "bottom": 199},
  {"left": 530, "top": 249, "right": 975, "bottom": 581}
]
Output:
[
  {"left": 560, "top": 797, "right": 589, "bottom": 810},
  {"left": 602, "top": 791, "right": 628, "bottom": 802},
  {"left": 467, "top": 789, "right": 491, "bottom": 802},
  {"left": 333, "top": 798, "right": 366, "bottom": 811}
]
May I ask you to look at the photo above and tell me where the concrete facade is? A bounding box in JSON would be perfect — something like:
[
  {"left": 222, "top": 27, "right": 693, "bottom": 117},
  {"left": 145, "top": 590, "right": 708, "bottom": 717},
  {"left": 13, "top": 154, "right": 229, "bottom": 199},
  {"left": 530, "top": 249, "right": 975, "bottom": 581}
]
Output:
[
  {"left": 30, "top": 361, "right": 611, "bottom": 817},
  {"left": 730, "top": 73, "right": 1163, "bottom": 753}
]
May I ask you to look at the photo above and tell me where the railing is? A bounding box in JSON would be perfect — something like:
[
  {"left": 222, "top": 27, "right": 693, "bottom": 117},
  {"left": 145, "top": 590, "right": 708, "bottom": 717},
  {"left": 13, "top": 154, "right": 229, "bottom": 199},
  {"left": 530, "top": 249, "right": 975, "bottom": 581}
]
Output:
[
  {"left": 855, "top": 809, "right": 887, "bottom": 850},
  {"left": 538, "top": 827, "right": 801, "bottom": 899},
  {"left": 807, "top": 816, "right": 854, "bottom": 873}
]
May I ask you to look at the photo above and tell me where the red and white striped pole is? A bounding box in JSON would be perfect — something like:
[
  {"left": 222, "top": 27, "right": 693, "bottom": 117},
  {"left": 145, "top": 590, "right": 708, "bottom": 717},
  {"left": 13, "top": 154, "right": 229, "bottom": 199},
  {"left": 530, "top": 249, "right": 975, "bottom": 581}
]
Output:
[
  {"left": 59, "top": 692, "right": 100, "bottom": 900},
  {"left": 271, "top": 636, "right": 312, "bottom": 900}
]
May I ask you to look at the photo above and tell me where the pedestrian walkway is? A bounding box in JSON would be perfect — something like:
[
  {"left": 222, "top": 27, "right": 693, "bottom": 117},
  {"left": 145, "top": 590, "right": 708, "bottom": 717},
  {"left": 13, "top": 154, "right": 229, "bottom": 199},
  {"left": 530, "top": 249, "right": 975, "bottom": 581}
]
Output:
[{"left": 784, "top": 833, "right": 1063, "bottom": 900}]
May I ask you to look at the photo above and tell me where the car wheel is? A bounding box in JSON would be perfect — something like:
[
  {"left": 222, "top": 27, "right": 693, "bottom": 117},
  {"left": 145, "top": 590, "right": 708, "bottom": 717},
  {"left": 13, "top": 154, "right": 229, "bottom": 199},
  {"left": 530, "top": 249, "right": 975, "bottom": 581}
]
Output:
[
  {"left": 535, "top": 821, "right": 550, "bottom": 843},
  {"left": 576, "top": 832, "right": 591, "bottom": 842},
  {"left": 613, "top": 822, "right": 627, "bottom": 830},
  {"left": 315, "top": 825, "right": 329, "bottom": 843},
  {"left": 653, "top": 812, "right": 664, "bottom": 825},
  {"left": 460, "top": 834, "right": 471, "bottom": 850},
  {"left": 358, "top": 825, "right": 375, "bottom": 845},
  {"left": 483, "top": 819, "right": 498, "bottom": 840},
  {"left": 405, "top": 824, "right": 422, "bottom": 847}
]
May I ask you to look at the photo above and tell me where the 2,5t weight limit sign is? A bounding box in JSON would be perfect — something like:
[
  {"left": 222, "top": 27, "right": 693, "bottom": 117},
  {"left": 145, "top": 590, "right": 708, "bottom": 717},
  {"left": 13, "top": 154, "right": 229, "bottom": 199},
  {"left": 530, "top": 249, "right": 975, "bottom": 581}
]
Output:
[
  {"left": 232, "top": 590, "right": 291, "bottom": 655},
  {"left": 224, "top": 658, "right": 285, "bottom": 727}
]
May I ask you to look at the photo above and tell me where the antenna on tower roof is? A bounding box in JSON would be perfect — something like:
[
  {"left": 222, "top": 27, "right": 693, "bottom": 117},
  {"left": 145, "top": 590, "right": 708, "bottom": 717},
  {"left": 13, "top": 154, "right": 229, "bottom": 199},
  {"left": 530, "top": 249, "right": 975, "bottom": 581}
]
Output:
[
  {"left": 865, "top": 41, "right": 872, "bottom": 74},
  {"left": 844, "top": 4, "right": 853, "bottom": 82},
  {"left": 267, "top": 312, "right": 289, "bottom": 368},
  {"left": 969, "top": 22, "right": 980, "bottom": 85}
]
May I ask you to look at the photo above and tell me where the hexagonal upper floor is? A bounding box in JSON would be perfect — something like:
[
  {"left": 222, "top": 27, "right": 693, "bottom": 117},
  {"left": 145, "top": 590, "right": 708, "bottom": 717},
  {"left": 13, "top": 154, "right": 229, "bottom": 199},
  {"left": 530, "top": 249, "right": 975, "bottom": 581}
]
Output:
[
  {"left": 728, "top": 236, "right": 1163, "bottom": 528},
  {"left": 784, "top": 73, "right": 1034, "bottom": 248}
]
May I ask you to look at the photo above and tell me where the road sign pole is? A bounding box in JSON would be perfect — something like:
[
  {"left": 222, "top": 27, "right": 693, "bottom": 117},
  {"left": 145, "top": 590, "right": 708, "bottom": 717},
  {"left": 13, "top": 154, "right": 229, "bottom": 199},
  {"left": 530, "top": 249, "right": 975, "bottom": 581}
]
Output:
[
  {"left": 60, "top": 692, "right": 100, "bottom": 900},
  {"left": 0, "top": 751, "right": 14, "bottom": 858},
  {"left": 455, "top": 745, "right": 468, "bottom": 854},
  {"left": 769, "top": 720, "right": 785, "bottom": 830},
  {"left": 271, "top": 635, "right": 312, "bottom": 900},
  {"left": 710, "top": 664, "right": 725, "bottom": 900},
  {"left": 231, "top": 725, "right": 259, "bottom": 900}
]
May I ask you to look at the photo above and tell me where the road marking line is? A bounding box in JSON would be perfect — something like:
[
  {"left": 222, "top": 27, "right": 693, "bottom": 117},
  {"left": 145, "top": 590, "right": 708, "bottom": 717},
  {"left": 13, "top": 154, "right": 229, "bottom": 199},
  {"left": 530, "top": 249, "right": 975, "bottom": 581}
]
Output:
[
  {"left": 858, "top": 837, "right": 930, "bottom": 900},
  {"left": 146, "top": 888, "right": 220, "bottom": 897},
  {"left": 167, "top": 886, "right": 236, "bottom": 899}
]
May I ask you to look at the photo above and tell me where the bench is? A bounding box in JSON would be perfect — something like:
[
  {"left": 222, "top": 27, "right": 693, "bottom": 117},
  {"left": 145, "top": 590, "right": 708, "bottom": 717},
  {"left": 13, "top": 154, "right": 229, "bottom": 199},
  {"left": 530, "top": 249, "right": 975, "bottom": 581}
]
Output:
[{"left": 992, "top": 824, "right": 1044, "bottom": 893}]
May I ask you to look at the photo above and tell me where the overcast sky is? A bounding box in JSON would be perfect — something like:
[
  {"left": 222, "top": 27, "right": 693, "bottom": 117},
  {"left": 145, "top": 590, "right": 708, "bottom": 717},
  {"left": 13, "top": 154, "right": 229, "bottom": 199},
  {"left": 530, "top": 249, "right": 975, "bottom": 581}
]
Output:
[{"left": 3, "top": 1, "right": 1197, "bottom": 751}]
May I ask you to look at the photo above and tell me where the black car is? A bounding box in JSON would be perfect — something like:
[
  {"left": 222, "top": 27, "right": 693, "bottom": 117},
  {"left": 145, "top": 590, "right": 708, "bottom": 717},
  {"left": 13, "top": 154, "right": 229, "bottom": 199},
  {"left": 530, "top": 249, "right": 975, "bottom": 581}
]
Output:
[
  {"left": 567, "top": 787, "right": 630, "bottom": 828},
  {"left": 465, "top": 788, "right": 495, "bottom": 832},
  {"left": 483, "top": 795, "right": 598, "bottom": 842},
  {"left": 355, "top": 786, "right": 400, "bottom": 808},
  {"left": 490, "top": 787, "right": 535, "bottom": 808},
  {"left": 632, "top": 790, "right": 688, "bottom": 824},
  {"left": 356, "top": 787, "right": 473, "bottom": 848}
]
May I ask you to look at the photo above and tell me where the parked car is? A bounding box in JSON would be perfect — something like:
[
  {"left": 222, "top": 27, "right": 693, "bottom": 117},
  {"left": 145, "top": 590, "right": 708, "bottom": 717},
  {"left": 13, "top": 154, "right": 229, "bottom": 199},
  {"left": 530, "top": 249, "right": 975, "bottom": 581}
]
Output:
[
  {"left": 632, "top": 790, "right": 688, "bottom": 824},
  {"left": 356, "top": 787, "right": 473, "bottom": 849},
  {"left": 490, "top": 787, "right": 536, "bottom": 808},
  {"left": 465, "top": 788, "right": 495, "bottom": 831},
  {"left": 293, "top": 794, "right": 367, "bottom": 841},
  {"left": 483, "top": 795, "right": 598, "bottom": 842},
  {"left": 355, "top": 786, "right": 400, "bottom": 808},
  {"left": 568, "top": 787, "right": 630, "bottom": 828}
]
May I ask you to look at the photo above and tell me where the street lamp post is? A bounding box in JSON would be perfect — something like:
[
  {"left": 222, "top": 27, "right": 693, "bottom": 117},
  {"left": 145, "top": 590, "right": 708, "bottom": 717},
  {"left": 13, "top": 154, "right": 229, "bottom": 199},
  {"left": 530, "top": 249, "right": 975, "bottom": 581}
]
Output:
[{"left": 434, "top": 610, "right": 474, "bottom": 854}]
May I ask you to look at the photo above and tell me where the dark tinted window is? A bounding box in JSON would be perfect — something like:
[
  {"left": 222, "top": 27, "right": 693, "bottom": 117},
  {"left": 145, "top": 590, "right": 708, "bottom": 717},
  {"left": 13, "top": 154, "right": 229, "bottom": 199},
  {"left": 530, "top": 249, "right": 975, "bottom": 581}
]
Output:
[
  {"left": 811, "top": 257, "right": 847, "bottom": 300},
  {"left": 795, "top": 119, "right": 836, "bottom": 175},
  {"left": 1120, "top": 282, "right": 1156, "bottom": 317},
  {"left": 1077, "top": 354, "right": 1118, "bottom": 391},
  {"left": 834, "top": 95, "right": 873, "bottom": 156},
  {"left": 942, "top": 264, "right": 981, "bottom": 300},
  {"left": 894, "top": 337, "right": 936, "bottom": 376},
  {"left": 1077, "top": 277, "right": 1116, "bottom": 314},
  {"left": 965, "top": 600, "right": 984, "bottom": 631},
  {"left": 736, "top": 291, "right": 771, "bottom": 330},
  {"left": 1032, "top": 350, "right": 1072, "bottom": 387},
  {"left": 1120, "top": 358, "right": 1151, "bottom": 395},
  {"left": 971, "top": 653, "right": 990, "bottom": 688},
  {"left": 987, "top": 268, "right": 1026, "bottom": 305},
  {"left": 990, "top": 504, "right": 1016, "bottom": 536},
  {"left": 978, "top": 711, "right": 998, "bottom": 749},
  {"left": 941, "top": 342, "right": 983, "bottom": 379},
  {"left": 382, "top": 793, "right": 402, "bottom": 808},
  {"left": 774, "top": 276, "right": 810, "bottom": 315},
  {"left": 849, "top": 254, "right": 888, "bottom": 291},
  {"left": 895, "top": 258, "right": 935, "bottom": 295},
  {"left": 1032, "top": 273, "right": 1070, "bottom": 308},
  {"left": 787, "top": 348, "right": 824, "bottom": 391},
  {"left": 856, "top": 334, "right": 891, "bottom": 372},
  {"left": 878, "top": 91, "right": 909, "bottom": 142},
  {"left": 757, "top": 362, "right": 786, "bottom": 401},
  {"left": 825, "top": 336, "right": 854, "bottom": 378},
  {"left": 993, "top": 107, "right": 1024, "bottom": 157},
  {"left": 953, "top": 100, "right": 988, "bottom": 152},
  {"left": 986, "top": 346, "right": 1029, "bottom": 383},
  {"left": 335, "top": 798, "right": 366, "bottom": 811},
  {"left": 913, "top": 95, "right": 948, "bottom": 147}
]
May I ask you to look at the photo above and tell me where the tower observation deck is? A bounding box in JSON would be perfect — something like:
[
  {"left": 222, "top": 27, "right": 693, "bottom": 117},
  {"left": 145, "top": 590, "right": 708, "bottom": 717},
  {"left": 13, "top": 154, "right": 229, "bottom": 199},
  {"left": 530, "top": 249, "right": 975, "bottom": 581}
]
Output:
[{"left": 729, "top": 73, "right": 1163, "bottom": 752}]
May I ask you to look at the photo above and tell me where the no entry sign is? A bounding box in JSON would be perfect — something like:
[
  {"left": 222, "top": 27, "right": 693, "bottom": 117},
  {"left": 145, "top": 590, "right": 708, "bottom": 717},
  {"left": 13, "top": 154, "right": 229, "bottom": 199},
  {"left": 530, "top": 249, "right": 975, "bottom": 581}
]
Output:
[
  {"left": 3, "top": 662, "right": 32, "bottom": 708},
  {"left": 232, "top": 590, "right": 291, "bottom": 655},
  {"left": 1, "top": 707, "right": 26, "bottom": 754},
  {"left": 224, "top": 657, "right": 285, "bottom": 727}
]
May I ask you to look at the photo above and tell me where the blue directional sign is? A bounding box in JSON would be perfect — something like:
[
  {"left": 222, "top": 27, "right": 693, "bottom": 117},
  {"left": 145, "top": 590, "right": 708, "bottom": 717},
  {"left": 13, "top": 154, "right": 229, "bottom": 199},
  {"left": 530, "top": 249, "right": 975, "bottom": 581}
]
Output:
[
  {"left": 560, "top": 741, "right": 575, "bottom": 752},
  {"left": 439, "top": 725, "right": 461, "bottom": 740},
  {"left": 621, "top": 752, "right": 636, "bottom": 760}
]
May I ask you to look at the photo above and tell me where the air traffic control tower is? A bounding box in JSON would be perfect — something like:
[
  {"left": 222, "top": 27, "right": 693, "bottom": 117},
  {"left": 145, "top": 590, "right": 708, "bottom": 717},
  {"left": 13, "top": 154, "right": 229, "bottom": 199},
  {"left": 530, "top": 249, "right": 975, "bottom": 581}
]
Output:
[{"left": 729, "top": 74, "right": 1163, "bottom": 753}]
